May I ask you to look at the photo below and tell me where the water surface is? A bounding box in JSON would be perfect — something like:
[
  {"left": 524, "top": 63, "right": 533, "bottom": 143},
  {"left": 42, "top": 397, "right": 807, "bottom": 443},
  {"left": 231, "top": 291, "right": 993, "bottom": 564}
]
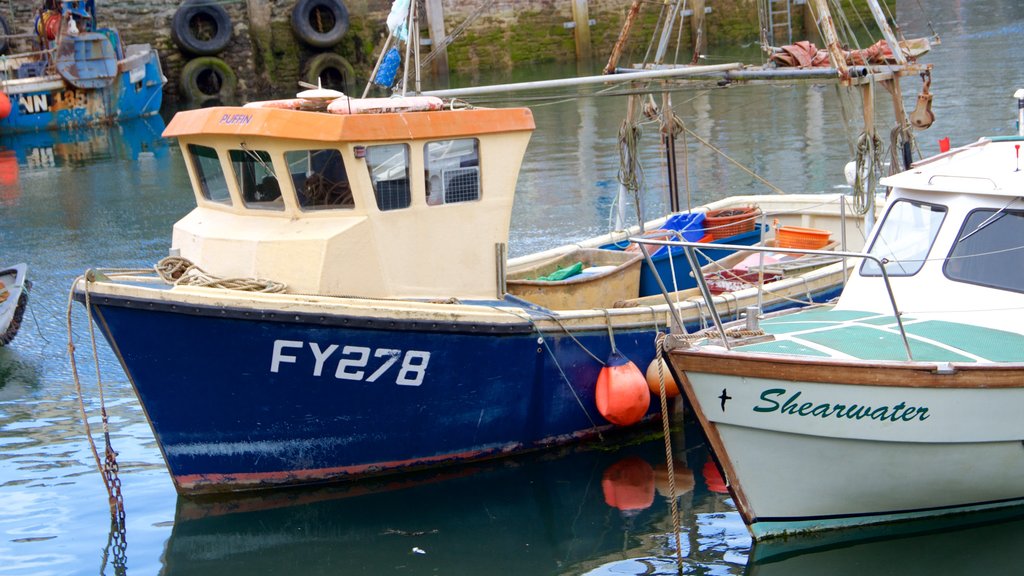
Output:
[{"left": 2, "top": 1, "right": 1023, "bottom": 573}]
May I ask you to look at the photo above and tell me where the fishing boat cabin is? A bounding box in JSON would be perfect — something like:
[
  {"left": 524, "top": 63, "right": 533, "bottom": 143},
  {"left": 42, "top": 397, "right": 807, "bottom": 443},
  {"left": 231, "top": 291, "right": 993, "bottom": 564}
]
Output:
[{"left": 164, "top": 96, "right": 535, "bottom": 299}]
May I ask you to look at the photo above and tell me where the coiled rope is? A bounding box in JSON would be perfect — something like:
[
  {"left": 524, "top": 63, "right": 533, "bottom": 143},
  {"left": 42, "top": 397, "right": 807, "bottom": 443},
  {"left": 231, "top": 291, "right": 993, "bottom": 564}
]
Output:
[
  {"left": 853, "top": 131, "right": 884, "bottom": 215},
  {"left": 155, "top": 256, "right": 287, "bottom": 293}
]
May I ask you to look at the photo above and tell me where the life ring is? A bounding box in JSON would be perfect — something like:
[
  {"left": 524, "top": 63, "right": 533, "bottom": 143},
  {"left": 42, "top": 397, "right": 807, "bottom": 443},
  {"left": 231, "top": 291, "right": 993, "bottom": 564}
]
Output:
[
  {"left": 171, "top": 0, "right": 233, "bottom": 56},
  {"left": 0, "top": 15, "right": 10, "bottom": 54},
  {"left": 180, "top": 56, "right": 238, "bottom": 106},
  {"left": 304, "top": 52, "right": 355, "bottom": 94},
  {"left": 291, "top": 0, "right": 349, "bottom": 48}
]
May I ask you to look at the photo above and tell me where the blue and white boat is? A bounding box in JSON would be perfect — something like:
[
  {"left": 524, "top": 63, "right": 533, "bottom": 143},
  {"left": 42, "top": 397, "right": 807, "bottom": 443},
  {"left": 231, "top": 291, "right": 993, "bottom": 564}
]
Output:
[
  {"left": 663, "top": 90, "right": 1024, "bottom": 540},
  {"left": 0, "top": 263, "right": 29, "bottom": 346},
  {"left": 69, "top": 85, "right": 870, "bottom": 495},
  {"left": 0, "top": 1, "right": 164, "bottom": 134}
]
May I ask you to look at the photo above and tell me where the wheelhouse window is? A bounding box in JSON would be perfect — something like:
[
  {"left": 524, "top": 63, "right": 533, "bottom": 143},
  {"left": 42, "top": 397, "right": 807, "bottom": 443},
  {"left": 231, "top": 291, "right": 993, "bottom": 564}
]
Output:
[
  {"left": 425, "top": 139, "right": 480, "bottom": 205},
  {"left": 229, "top": 147, "right": 284, "bottom": 211},
  {"left": 944, "top": 206, "right": 1024, "bottom": 293},
  {"left": 285, "top": 149, "right": 353, "bottom": 210},
  {"left": 364, "top": 144, "right": 411, "bottom": 211},
  {"left": 861, "top": 199, "right": 947, "bottom": 277},
  {"left": 187, "top": 144, "right": 231, "bottom": 205}
]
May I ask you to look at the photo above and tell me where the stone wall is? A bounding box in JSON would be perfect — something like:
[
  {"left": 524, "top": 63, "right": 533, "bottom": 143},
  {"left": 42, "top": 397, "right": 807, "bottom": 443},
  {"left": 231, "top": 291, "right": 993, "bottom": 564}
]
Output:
[{"left": 0, "top": 1, "right": 892, "bottom": 107}]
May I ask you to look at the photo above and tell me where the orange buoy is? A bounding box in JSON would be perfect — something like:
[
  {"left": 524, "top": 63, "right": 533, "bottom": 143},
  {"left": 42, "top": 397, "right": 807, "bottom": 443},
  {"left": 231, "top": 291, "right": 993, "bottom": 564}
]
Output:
[
  {"left": 596, "top": 351, "right": 651, "bottom": 426},
  {"left": 601, "top": 456, "right": 655, "bottom": 512},
  {"left": 644, "top": 357, "right": 680, "bottom": 398},
  {"left": 0, "top": 93, "right": 10, "bottom": 120}
]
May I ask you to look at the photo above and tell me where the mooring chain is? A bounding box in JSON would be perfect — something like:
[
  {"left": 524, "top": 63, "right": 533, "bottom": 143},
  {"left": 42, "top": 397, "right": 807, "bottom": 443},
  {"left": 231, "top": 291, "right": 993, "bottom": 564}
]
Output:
[{"left": 66, "top": 271, "right": 128, "bottom": 567}]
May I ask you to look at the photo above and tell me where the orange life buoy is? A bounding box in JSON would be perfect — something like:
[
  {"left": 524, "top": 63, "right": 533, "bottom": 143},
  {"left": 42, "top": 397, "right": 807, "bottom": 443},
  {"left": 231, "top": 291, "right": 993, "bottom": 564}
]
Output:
[{"left": 595, "top": 351, "right": 651, "bottom": 426}]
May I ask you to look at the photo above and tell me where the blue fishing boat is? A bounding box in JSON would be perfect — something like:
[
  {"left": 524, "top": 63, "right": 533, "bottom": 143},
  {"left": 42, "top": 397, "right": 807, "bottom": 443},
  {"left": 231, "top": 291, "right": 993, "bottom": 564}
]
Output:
[
  {"left": 0, "top": 0, "right": 164, "bottom": 134},
  {"left": 66, "top": 1, "right": 881, "bottom": 497},
  {"left": 68, "top": 87, "right": 866, "bottom": 495}
]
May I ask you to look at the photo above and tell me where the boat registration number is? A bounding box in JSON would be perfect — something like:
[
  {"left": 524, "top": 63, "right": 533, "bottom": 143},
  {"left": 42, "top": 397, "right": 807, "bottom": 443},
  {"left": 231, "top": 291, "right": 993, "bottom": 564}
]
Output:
[{"left": 270, "top": 339, "right": 431, "bottom": 386}]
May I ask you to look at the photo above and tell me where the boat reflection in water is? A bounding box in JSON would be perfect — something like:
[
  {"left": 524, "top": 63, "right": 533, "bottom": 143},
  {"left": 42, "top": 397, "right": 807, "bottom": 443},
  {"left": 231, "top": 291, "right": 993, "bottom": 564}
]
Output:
[
  {"left": 0, "top": 113, "right": 168, "bottom": 172},
  {"left": 746, "top": 508, "right": 1024, "bottom": 576},
  {"left": 161, "top": 432, "right": 743, "bottom": 576}
]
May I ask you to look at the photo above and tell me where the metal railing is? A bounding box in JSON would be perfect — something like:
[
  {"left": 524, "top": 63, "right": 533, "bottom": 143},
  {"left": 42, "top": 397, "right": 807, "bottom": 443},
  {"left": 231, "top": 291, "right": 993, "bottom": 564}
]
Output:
[{"left": 631, "top": 238, "right": 914, "bottom": 360}]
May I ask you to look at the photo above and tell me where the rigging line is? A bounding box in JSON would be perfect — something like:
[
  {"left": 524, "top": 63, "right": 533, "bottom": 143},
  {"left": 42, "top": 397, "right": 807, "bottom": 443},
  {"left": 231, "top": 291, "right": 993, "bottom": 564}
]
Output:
[
  {"left": 641, "top": 1, "right": 669, "bottom": 65},
  {"left": 419, "top": 0, "right": 497, "bottom": 70},
  {"left": 680, "top": 126, "right": 789, "bottom": 194},
  {"left": 958, "top": 196, "right": 1022, "bottom": 242},
  {"left": 238, "top": 143, "right": 276, "bottom": 178},
  {"left": 496, "top": 306, "right": 605, "bottom": 440}
]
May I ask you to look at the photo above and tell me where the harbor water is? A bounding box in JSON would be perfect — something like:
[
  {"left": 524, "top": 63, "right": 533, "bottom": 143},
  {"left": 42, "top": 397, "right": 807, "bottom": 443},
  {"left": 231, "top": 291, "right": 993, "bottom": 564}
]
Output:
[{"left": 2, "top": 1, "right": 1024, "bottom": 574}]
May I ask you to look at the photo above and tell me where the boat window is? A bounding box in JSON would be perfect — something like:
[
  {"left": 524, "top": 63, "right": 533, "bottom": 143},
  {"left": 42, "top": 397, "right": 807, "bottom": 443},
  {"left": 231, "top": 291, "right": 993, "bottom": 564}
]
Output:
[
  {"left": 861, "top": 199, "right": 947, "bottom": 277},
  {"left": 943, "top": 206, "right": 1024, "bottom": 293},
  {"left": 365, "top": 144, "right": 411, "bottom": 211},
  {"left": 284, "top": 149, "right": 354, "bottom": 210},
  {"left": 187, "top": 144, "right": 231, "bottom": 205},
  {"left": 229, "top": 148, "right": 284, "bottom": 211},
  {"left": 425, "top": 139, "right": 480, "bottom": 205}
]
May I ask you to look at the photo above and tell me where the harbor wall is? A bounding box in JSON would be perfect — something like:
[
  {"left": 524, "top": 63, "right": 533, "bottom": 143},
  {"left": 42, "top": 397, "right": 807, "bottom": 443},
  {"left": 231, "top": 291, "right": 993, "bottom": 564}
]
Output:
[{"left": 1, "top": 1, "right": 893, "bottom": 107}]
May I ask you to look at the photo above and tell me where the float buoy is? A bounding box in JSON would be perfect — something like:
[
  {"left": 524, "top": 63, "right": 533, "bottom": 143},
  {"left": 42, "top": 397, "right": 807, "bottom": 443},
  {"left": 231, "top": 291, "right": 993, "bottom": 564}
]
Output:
[
  {"left": 171, "top": 0, "right": 233, "bottom": 56},
  {"left": 645, "top": 357, "right": 680, "bottom": 398},
  {"left": 595, "top": 351, "right": 650, "bottom": 426},
  {"left": 292, "top": 0, "right": 349, "bottom": 48},
  {"left": 0, "top": 92, "right": 11, "bottom": 120},
  {"left": 601, "top": 457, "right": 655, "bottom": 512}
]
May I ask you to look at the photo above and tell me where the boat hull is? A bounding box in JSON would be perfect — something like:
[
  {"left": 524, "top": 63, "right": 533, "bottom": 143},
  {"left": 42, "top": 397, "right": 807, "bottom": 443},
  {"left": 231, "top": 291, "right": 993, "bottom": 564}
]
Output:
[
  {"left": 86, "top": 293, "right": 663, "bottom": 494},
  {"left": 0, "top": 48, "right": 163, "bottom": 133},
  {"left": 669, "top": 349, "right": 1024, "bottom": 539},
  {"left": 0, "top": 263, "right": 28, "bottom": 346}
]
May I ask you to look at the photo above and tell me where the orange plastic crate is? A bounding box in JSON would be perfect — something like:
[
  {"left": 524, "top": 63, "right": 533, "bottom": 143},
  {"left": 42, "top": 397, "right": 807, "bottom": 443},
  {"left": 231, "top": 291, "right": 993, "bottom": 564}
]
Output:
[{"left": 776, "top": 226, "right": 831, "bottom": 249}]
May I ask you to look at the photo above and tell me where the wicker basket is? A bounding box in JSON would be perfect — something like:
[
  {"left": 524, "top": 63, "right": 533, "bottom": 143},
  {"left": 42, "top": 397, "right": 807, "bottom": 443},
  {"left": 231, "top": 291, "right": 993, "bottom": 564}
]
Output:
[{"left": 704, "top": 206, "right": 760, "bottom": 240}]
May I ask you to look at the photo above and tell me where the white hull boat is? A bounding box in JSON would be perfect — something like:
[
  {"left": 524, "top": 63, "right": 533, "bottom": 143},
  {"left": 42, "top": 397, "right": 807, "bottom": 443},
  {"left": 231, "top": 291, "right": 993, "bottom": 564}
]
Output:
[{"left": 663, "top": 93, "right": 1024, "bottom": 539}]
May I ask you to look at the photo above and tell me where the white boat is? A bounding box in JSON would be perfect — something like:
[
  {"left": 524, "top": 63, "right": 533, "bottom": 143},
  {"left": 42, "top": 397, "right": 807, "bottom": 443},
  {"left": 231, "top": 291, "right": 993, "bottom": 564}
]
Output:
[
  {"left": 662, "top": 90, "right": 1024, "bottom": 540},
  {"left": 0, "top": 263, "right": 29, "bottom": 346}
]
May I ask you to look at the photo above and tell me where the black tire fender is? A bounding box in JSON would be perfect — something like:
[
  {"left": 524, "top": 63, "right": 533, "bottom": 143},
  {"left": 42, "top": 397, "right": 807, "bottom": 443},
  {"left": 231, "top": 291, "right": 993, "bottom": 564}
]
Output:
[
  {"left": 171, "top": 0, "right": 233, "bottom": 56},
  {"left": 304, "top": 52, "right": 355, "bottom": 94},
  {"left": 291, "top": 0, "right": 349, "bottom": 48},
  {"left": 0, "top": 14, "right": 10, "bottom": 55},
  {"left": 180, "top": 56, "right": 238, "bottom": 106}
]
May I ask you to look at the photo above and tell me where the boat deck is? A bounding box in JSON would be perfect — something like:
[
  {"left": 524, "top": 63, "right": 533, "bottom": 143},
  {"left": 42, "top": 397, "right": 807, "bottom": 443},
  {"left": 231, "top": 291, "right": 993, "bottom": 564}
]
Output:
[{"left": 733, "top": 307, "right": 1024, "bottom": 362}]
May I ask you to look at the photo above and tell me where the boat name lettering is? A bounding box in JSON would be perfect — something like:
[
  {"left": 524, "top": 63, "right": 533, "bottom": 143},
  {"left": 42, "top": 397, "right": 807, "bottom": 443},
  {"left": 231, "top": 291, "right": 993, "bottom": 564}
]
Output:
[
  {"left": 219, "top": 113, "right": 252, "bottom": 126},
  {"left": 17, "top": 93, "right": 52, "bottom": 115},
  {"left": 270, "top": 339, "right": 431, "bottom": 386},
  {"left": 752, "top": 388, "right": 930, "bottom": 422}
]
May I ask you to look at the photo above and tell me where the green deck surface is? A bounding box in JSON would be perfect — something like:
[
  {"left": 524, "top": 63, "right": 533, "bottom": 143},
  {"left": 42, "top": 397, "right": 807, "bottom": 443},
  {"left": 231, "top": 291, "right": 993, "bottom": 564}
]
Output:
[{"left": 737, "top": 308, "right": 1024, "bottom": 362}]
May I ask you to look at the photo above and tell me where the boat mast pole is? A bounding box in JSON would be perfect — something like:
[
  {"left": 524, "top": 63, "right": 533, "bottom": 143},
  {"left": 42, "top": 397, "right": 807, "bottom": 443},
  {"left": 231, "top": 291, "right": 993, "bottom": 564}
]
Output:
[{"left": 809, "top": 0, "right": 848, "bottom": 83}]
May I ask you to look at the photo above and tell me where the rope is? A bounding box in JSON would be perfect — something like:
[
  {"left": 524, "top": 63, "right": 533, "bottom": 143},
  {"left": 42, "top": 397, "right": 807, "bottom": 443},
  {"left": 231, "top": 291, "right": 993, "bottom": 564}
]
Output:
[
  {"left": 66, "top": 272, "right": 127, "bottom": 563},
  {"left": 155, "top": 256, "right": 287, "bottom": 293},
  {"left": 852, "top": 131, "right": 883, "bottom": 215},
  {"left": 418, "top": 0, "right": 497, "bottom": 71},
  {"left": 682, "top": 126, "right": 789, "bottom": 195},
  {"left": 654, "top": 334, "right": 684, "bottom": 572},
  {"left": 618, "top": 115, "right": 645, "bottom": 228}
]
